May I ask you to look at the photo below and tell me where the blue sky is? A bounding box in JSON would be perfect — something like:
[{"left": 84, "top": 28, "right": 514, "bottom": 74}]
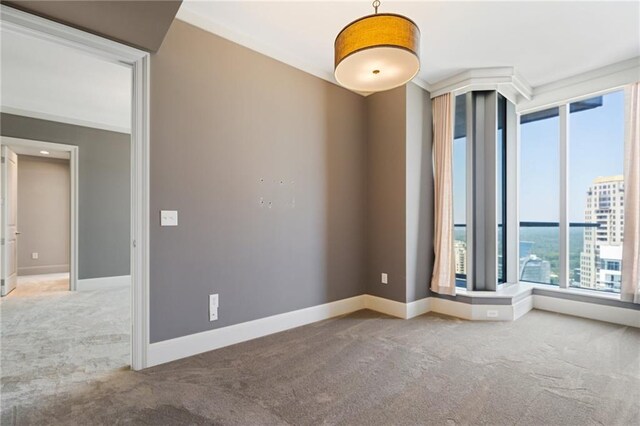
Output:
[{"left": 452, "top": 90, "right": 625, "bottom": 225}]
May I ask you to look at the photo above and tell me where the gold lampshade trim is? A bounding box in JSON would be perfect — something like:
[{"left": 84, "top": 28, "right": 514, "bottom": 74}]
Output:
[{"left": 334, "top": 13, "right": 420, "bottom": 69}]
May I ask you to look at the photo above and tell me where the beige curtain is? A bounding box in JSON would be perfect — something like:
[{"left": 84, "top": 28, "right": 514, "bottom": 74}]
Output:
[
  {"left": 430, "top": 93, "right": 456, "bottom": 295},
  {"left": 622, "top": 82, "right": 640, "bottom": 303}
]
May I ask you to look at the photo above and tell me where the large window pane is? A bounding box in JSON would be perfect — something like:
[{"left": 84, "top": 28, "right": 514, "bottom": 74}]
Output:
[
  {"left": 453, "top": 94, "right": 467, "bottom": 288},
  {"left": 569, "top": 91, "right": 625, "bottom": 293},
  {"left": 519, "top": 107, "right": 560, "bottom": 285}
]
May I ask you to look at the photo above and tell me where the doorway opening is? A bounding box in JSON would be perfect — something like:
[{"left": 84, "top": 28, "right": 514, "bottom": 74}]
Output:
[
  {"left": 0, "top": 5, "right": 151, "bottom": 413},
  {"left": 1, "top": 138, "right": 78, "bottom": 296}
]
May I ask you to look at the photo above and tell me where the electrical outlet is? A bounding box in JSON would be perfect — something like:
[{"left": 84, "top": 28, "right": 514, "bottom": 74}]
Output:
[
  {"left": 160, "top": 210, "right": 178, "bottom": 227},
  {"left": 381, "top": 273, "right": 388, "bottom": 284},
  {"left": 32, "top": 252, "right": 39, "bottom": 260},
  {"left": 486, "top": 310, "right": 499, "bottom": 318},
  {"left": 209, "top": 294, "right": 219, "bottom": 321}
]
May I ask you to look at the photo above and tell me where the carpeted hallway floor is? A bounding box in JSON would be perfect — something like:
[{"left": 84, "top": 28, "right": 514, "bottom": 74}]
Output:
[
  {"left": 1, "top": 274, "right": 130, "bottom": 419},
  {"left": 2, "top": 285, "right": 639, "bottom": 425}
]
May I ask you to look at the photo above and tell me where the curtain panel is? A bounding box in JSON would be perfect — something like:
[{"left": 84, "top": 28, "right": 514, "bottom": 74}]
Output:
[
  {"left": 430, "top": 93, "right": 456, "bottom": 295},
  {"left": 622, "top": 82, "right": 640, "bottom": 303}
]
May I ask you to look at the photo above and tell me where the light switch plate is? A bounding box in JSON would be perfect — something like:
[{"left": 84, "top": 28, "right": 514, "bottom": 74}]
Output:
[
  {"left": 160, "top": 210, "right": 178, "bottom": 227},
  {"left": 209, "top": 294, "right": 219, "bottom": 321},
  {"left": 381, "top": 273, "right": 388, "bottom": 284}
]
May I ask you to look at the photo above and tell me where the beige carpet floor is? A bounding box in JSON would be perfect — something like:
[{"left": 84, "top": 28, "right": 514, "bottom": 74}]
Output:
[{"left": 1, "top": 278, "right": 639, "bottom": 425}]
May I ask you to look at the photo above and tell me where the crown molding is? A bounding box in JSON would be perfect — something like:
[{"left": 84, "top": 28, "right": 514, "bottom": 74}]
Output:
[
  {"left": 428, "top": 67, "right": 533, "bottom": 104},
  {"left": 176, "top": 5, "right": 637, "bottom": 105},
  {"left": 517, "top": 57, "right": 640, "bottom": 113},
  {"left": 176, "top": 7, "right": 338, "bottom": 88},
  {"left": 411, "top": 77, "right": 433, "bottom": 93},
  {"left": 0, "top": 105, "right": 131, "bottom": 134},
  {"left": 177, "top": 6, "right": 434, "bottom": 97}
]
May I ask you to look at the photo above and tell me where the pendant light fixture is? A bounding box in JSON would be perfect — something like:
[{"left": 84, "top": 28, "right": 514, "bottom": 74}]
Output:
[{"left": 334, "top": 0, "right": 420, "bottom": 93}]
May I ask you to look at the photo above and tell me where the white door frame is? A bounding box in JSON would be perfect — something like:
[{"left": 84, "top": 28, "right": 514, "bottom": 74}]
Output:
[
  {"left": 0, "top": 5, "right": 150, "bottom": 370},
  {"left": 0, "top": 137, "right": 79, "bottom": 291}
]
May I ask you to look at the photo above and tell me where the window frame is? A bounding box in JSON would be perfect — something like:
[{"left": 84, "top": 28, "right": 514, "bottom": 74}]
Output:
[{"left": 516, "top": 87, "right": 628, "bottom": 299}]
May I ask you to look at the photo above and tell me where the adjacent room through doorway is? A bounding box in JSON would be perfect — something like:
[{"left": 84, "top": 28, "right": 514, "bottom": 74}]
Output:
[{"left": 0, "top": 18, "right": 134, "bottom": 411}]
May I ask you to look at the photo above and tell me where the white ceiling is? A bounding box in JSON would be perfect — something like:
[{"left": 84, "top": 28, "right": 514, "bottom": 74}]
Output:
[
  {"left": 1, "top": 28, "right": 132, "bottom": 133},
  {"left": 178, "top": 0, "right": 640, "bottom": 89},
  {"left": 12, "top": 145, "right": 70, "bottom": 160}
]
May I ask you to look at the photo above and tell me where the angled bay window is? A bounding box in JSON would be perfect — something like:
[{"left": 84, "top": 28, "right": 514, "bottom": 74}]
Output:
[{"left": 453, "top": 91, "right": 514, "bottom": 291}]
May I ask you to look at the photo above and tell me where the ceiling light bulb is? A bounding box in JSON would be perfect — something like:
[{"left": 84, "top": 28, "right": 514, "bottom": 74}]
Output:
[{"left": 40, "top": 150, "right": 50, "bottom": 155}]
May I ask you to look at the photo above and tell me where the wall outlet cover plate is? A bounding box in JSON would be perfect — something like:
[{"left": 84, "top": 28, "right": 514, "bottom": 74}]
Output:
[{"left": 160, "top": 210, "right": 178, "bottom": 226}]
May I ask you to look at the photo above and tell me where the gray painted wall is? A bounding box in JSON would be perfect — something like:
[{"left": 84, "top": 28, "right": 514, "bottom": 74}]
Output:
[
  {"left": 364, "top": 83, "right": 434, "bottom": 303},
  {"left": 365, "top": 86, "right": 408, "bottom": 303},
  {"left": 17, "top": 155, "right": 70, "bottom": 276},
  {"left": 0, "top": 114, "right": 131, "bottom": 280},
  {"left": 149, "top": 21, "right": 367, "bottom": 342},
  {"left": 405, "top": 83, "right": 434, "bottom": 303}
]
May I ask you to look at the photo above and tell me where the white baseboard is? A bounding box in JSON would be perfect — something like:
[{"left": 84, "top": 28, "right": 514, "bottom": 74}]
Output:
[
  {"left": 146, "top": 291, "right": 636, "bottom": 368},
  {"left": 513, "top": 295, "right": 534, "bottom": 320},
  {"left": 431, "top": 294, "right": 535, "bottom": 322},
  {"left": 363, "top": 294, "right": 409, "bottom": 318},
  {"left": 147, "top": 295, "right": 365, "bottom": 368},
  {"left": 406, "top": 297, "right": 432, "bottom": 319},
  {"left": 147, "top": 295, "right": 529, "bottom": 367},
  {"left": 429, "top": 297, "right": 525, "bottom": 321},
  {"left": 18, "top": 264, "right": 69, "bottom": 276},
  {"left": 76, "top": 275, "right": 131, "bottom": 291},
  {"left": 533, "top": 295, "right": 640, "bottom": 328}
]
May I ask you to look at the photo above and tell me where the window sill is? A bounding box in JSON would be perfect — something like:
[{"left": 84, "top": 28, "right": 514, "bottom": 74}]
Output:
[
  {"left": 456, "top": 282, "right": 533, "bottom": 299},
  {"left": 524, "top": 282, "right": 621, "bottom": 301}
]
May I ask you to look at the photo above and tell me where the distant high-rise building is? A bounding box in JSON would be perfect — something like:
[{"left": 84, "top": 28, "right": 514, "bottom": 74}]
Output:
[
  {"left": 454, "top": 240, "right": 466, "bottom": 275},
  {"left": 598, "top": 245, "right": 622, "bottom": 292},
  {"left": 520, "top": 254, "right": 551, "bottom": 283},
  {"left": 580, "top": 175, "right": 624, "bottom": 289}
]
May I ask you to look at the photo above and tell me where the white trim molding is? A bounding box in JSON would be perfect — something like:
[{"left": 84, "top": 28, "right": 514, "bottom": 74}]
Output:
[
  {"left": 145, "top": 289, "right": 640, "bottom": 368},
  {"left": 518, "top": 57, "right": 640, "bottom": 114},
  {"left": 146, "top": 294, "right": 534, "bottom": 367},
  {"left": 1, "top": 4, "right": 151, "bottom": 371},
  {"left": 176, "top": 7, "right": 434, "bottom": 97},
  {"left": 175, "top": 9, "right": 336, "bottom": 87},
  {"left": 148, "top": 295, "right": 365, "bottom": 368},
  {"left": 428, "top": 67, "right": 533, "bottom": 104},
  {"left": 77, "top": 275, "right": 131, "bottom": 291},
  {"left": 363, "top": 294, "right": 432, "bottom": 319},
  {"left": 0, "top": 106, "right": 131, "bottom": 134},
  {"left": 430, "top": 296, "right": 534, "bottom": 322},
  {"left": 533, "top": 295, "right": 640, "bottom": 328}
]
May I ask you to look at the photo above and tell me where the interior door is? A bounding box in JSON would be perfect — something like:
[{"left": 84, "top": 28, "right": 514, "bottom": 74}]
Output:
[{"left": 1, "top": 146, "right": 18, "bottom": 296}]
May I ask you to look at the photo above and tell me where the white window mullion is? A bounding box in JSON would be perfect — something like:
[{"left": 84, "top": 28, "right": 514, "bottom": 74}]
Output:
[
  {"left": 559, "top": 104, "right": 570, "bottom": 289},
  {"left": 506, "top": 100, "right": 519, "bottom": 285}
]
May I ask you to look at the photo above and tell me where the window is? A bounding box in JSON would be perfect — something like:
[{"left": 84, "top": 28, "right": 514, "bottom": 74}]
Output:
[
  {"left": 453, "top": 94, "right": 467, "bottom": 288},
  {"left": 519, "top": 107, "right": 560, "bottom": 285},
  {"left": 569, "top": 91, "right": 625, "bottom": 293},
  {"left": 497, "top": 95, "right": 507, "bottom": 283},
  {"left": 518, "top": 90, "right": 625, "bottom": 294}
]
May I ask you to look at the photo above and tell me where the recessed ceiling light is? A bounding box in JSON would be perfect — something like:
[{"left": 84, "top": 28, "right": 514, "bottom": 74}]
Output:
[{"left": 40, "top": 150, "right": 50, "bottom": 155}]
